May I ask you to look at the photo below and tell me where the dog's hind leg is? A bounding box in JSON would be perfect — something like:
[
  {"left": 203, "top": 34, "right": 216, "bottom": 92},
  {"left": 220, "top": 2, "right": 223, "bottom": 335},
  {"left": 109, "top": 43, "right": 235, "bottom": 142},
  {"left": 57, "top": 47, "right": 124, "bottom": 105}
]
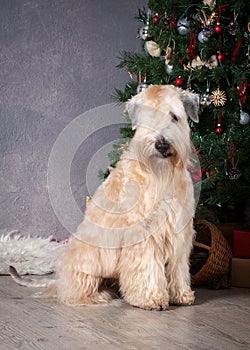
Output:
[
  {"left": 56, "top": 264, "right": 112, "bottom": 305},
  {"left": 119, "top": 241, "right": 169, "bottom": 311}
]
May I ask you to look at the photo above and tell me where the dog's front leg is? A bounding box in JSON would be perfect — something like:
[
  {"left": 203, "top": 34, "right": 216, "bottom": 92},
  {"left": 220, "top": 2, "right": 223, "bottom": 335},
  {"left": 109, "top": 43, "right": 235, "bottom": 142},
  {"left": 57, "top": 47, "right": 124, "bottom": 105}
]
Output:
[{"left": 119, "top": 240, "right": 169, "bottom": 311}]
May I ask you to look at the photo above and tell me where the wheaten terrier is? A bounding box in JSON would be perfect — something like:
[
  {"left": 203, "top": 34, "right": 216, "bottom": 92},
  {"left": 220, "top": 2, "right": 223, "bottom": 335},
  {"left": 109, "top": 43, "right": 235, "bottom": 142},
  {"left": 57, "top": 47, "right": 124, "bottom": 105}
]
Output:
[{"left": 10, "top": 85, "right": 199, "bottom": 310}]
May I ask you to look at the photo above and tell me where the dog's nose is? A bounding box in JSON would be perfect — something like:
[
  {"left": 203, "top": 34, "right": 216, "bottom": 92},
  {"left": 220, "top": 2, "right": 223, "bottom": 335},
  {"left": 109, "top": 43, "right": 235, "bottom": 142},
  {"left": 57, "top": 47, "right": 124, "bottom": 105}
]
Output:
[{"left": 155, "top": 138, "right": 170, "bottom": 153}]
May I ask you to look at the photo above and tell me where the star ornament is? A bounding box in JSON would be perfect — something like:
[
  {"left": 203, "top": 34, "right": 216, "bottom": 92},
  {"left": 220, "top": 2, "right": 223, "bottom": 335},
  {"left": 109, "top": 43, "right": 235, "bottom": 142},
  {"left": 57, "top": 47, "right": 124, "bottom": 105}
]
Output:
[{"left": 211, "top": 88, "right": 227, "bottom": 106}]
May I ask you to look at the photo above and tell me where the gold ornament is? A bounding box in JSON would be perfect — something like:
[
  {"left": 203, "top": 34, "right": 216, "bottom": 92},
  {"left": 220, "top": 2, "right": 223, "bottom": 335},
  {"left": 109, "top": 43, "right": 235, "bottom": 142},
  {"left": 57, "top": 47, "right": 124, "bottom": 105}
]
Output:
[{"left": 211, "top": 89, "right": 227, "bottom": 106}]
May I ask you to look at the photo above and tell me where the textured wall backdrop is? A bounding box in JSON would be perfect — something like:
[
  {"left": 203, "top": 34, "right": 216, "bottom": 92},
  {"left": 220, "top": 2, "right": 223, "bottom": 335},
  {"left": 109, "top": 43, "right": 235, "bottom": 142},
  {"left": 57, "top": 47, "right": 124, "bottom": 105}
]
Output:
[{"left": 0, "top": 0, "right": 145, "bottom": 239}]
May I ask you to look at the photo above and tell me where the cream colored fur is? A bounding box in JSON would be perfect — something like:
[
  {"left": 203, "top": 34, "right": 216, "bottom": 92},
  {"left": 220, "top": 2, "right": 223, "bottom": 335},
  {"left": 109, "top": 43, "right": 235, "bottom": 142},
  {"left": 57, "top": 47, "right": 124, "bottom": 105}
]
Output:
[
  {"left": 53, "top": 85, "right": 199, "bottom": 310},
  {"left": 11, "top": 85, "right": 199, "bottom": 310}
]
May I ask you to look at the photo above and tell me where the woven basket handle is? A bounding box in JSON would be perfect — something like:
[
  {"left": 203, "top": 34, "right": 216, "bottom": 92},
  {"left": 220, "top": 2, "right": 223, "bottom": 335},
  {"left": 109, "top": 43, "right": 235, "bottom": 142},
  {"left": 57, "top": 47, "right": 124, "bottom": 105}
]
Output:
[{"left": 193, "top": 241, "right": 211, "bottom": 251}]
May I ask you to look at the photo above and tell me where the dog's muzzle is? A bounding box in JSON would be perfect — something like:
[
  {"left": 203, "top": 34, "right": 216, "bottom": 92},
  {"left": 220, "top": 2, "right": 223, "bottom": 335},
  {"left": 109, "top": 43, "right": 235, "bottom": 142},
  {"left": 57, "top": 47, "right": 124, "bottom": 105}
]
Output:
[{"left": 155, "top": 137, "right": 172, "bottom": 158}]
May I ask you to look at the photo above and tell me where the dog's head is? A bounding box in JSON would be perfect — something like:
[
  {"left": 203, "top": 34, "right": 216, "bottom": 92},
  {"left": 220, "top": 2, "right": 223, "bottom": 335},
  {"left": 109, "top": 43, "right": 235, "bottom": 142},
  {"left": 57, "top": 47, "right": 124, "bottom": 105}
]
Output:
[{"left": 126, "top": 85, "right": 199, "bottom": 166}]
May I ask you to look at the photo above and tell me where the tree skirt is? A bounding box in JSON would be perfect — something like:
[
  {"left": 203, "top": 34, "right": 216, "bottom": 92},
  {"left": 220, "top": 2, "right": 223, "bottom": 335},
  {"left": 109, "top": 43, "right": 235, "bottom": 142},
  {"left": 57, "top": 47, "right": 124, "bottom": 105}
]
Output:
[{"left": 0, "top": 231, "right": 68, "bottom": 275}]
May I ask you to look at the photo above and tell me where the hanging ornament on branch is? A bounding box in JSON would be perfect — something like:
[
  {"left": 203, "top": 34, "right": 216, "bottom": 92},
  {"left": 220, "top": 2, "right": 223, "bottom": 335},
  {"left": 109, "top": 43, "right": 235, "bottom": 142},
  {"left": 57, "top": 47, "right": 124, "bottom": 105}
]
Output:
[
  {"left": 227, "top": 146, "right": 242, "bottom": 180},
  {"left": 215, "top": 108, "right": 223, "bottom": 134},
  {"left": 177, "top": 17, "right": 190, "bottom": 35},
  {"left": 203, "top": 0, "right": 216, "bottom": 9},
  {"left": 211, "top": 88, "right": 227, "bottom": 107},
  {"left": 200, "top": 80, "right": 212, "bottom": 106},
  {"left": 139, "top": 22, "right": 151, "bottom": 40},
  {"left": 164, "top": 40, "right": 175, "bottom": 76},
  {"left": 144, "top": 40, "right": 161, "bottom": 57},
  {"left": 136, "top": 72, "right": 148, "bottom": 94},
  {"left": 191, "top": 55, "right": 218, "bottom": 69},
  {"left": 227, "top": 12, "right": 239, "bottom": 36},
  {"left": 187, "top": 29, "right": 198, "bottom": 60},
  {"left": 239, "top": 97, "right": 250, "bottom": 125},
  {"left": 175, "top": 76, "right": 184, "bottom": 87},
  {"left": 138, "top": 9, "right": 152, "bottom": 40},
  {"left": 198, "top": 10, "right": 216, "bottom": 43}
]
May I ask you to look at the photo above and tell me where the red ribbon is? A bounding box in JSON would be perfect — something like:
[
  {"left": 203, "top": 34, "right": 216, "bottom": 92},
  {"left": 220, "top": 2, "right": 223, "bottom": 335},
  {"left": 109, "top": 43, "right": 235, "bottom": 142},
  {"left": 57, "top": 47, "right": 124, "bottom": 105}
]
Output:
[
  {"left": 217, "top": 4, "right": 230, "bottom": 23},
  {"left": 231, "top": 40, "right": 243, "bottom": 63}
]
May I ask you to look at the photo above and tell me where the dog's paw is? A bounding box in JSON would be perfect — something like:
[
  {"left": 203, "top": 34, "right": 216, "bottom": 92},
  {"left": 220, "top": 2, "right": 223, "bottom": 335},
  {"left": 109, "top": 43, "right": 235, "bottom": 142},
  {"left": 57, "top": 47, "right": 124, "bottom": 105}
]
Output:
[
  {"left": 132, "top": 297, "right": 169, "bottom": 311},
  {"left": 170, "top": 291, "right": 195, "bottom": 306}
]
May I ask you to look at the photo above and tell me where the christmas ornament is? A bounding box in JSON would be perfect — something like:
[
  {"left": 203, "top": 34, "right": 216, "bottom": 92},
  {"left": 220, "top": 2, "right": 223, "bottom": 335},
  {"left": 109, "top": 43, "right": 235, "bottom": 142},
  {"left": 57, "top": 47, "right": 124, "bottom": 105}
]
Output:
[
  {"left": 215, "top": 124, "right": 223, "bottom": 134},
  {"left": 191, "top": 55, "right": 218, "bottom": 69},
  {"left": 187, "top": 30, "right": 198, "bottom": 59},
  {"left": 211, "top": 89, "right": 227, "bottom": 107},
  {"left": 144, "top": 41, "right": 161, "bottom": 57},
  {"left": 215, "top": 108, "right": 223, "bottom": 134},
  {"left": 137, "top": 73, "right": 148, "bottom": 94},
  {"left": 200, "top": 93, "right": 211, "bottom": 106},
  {"left": 214, "top": 24, "right": 222, "bottom": 34},
  {"left": 198, "top": 31, "right": 209, "bottom": 43},
  {"left": 139, "top": 22, "right": 151, "bottom": 40},
  {"left": 239, "top": 110, "right": 250, "bottom": 125},
  {"left": 200, "top": 81, "right": 211, "bottom": 106},
  {"left": 165, "top": 64, "right": 173, "bottom": 75},
  {"left": 228, "top": 168, "right": 241, "bottom": 180},
  {"left": 217, "top": 52, "right": 225, "bottom": 61},
  {"left": 203, "top": 25, "right": 214, "bottom": 38},
  {"left": 227, "top": 12, "right": 239, "bottom": 35},
  {"left": 203, "top": 0, "right": 216, "bottom": 8},
  {"left": 152, "top": 14, "right": 159, "bottom": 22},
  {"left": 177, "top": 17, "right": 190, "bottom": 35},
  {"left": 175, "top": 77, "right": 183, "bottom": 87}
]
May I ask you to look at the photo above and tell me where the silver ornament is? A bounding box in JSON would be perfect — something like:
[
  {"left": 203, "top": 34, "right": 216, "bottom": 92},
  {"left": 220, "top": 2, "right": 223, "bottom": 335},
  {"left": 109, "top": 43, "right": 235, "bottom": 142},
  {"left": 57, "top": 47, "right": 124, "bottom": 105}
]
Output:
[
  {"left": 177, "top": 18, "right": 190, "bottom": 35},
  {"left": 200, "top": 93, "right": 211, "bottom": 106},
  {"left": 137, "top": 83, "right": 148, "bottom": 94},
  {"left": 139, "top": 23, "right": 151, "bottom": 40},
  {"left": 239, "top": 110, "right": 250, "bottom": 125},
  {"left": 165, "top": 64, "right": 173, "bottom": 76},
  {"left": 198, "top": 31, "right": 209, "bottom": 43}
]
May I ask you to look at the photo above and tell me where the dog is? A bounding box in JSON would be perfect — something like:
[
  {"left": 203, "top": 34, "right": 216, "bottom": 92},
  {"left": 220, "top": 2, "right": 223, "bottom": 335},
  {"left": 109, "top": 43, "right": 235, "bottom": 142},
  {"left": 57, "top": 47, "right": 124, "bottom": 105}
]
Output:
[{"left": 10, "top": 85, "right": 199, "bottom": 310}]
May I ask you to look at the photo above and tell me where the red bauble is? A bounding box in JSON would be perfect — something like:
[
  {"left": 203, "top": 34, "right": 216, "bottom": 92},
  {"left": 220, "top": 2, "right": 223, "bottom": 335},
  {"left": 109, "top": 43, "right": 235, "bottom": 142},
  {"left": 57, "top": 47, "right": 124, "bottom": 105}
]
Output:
[
  {"left": 215, "top": 124, "right": 223, "bottom": 134},
  {"left": 217, "top": 53, "right": 225, "bottom": 61},
  {"left": 153, "top": 15, "right": 159, "bottom": 22},
  {"left": 175, "top": 77, "right": 184, "bottom": 87},
  {"left": 214, "top": 25, "right": 222, "bottom": 34}
]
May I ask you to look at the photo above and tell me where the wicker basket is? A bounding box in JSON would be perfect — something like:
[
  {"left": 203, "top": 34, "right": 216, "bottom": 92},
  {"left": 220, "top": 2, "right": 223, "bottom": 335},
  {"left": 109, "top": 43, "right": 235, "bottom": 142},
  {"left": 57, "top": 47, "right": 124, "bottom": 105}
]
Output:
[{"left": 191, "top": 220, "right": 233, "bottom": 285}]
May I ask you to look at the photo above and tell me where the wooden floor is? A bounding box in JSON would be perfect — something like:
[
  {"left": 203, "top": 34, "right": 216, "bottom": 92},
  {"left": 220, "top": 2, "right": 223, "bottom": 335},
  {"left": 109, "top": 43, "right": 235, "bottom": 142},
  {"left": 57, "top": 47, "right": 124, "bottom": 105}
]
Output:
[{"left": 0, "top": 276, "right": 249, "bottom": 350}]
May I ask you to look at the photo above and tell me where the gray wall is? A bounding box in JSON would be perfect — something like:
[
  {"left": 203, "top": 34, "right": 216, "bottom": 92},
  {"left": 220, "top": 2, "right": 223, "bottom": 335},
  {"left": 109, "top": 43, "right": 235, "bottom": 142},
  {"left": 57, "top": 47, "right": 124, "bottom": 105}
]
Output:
[{"left": 0, "top": 0, "right": 145, "bottom": 239}]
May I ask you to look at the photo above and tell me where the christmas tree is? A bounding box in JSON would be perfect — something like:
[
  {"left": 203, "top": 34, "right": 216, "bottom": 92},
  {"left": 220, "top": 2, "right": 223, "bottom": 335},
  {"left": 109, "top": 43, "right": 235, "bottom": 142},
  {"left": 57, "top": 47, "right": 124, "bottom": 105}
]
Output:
[{"left": 100, "top": 0, "right": 250, "bottom": 223}]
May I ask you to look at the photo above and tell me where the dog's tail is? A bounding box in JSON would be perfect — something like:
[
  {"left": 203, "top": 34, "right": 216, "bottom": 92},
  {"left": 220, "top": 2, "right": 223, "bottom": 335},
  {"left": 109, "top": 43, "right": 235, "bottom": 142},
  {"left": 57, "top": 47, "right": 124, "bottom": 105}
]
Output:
[{"left": 9, "top": 265, "right": 55, "bottom": 288}]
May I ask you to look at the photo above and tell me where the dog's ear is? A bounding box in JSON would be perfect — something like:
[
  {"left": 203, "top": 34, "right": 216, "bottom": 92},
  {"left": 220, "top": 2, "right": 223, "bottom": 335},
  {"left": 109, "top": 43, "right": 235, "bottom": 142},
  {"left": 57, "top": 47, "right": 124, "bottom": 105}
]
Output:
[
  {"left": 126, "top": 96, "right": 138, "bottom": 130},
  {"left": 180, "top": 91, "right": 199, "bottom": 123}
]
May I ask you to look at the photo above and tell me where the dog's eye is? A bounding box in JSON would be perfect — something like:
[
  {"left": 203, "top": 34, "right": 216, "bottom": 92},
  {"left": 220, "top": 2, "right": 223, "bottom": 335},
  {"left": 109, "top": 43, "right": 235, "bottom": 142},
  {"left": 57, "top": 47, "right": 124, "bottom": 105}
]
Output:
[{"left": 172, "top": 114, "right": 178, "bottom": 122}]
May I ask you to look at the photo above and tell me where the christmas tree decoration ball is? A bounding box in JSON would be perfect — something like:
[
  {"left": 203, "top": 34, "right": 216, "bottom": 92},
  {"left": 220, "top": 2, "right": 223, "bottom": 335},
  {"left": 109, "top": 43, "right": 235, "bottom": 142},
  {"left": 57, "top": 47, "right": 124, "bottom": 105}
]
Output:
[
  {"left": 215, "top": 125, "right": 223, "bottom": 134},
  {"left": 175, "top": 77, "right": 184, "bottom": 87},
  {"left": 177, "top": 18, "right": 190, "bottom": 35},
  {"left": 153, "top": 15, "right": 159, "bottom": 22},
  {"left": 165, "top": 64, "right": 174, "bottom": 76},
  {"left": 139, "top": 24, "right": 151, "bottom": 40},
  {"left": 200, "top": 93, "right": 211, "bottom": 106},
  {"left": 198, "top": 31, "right": 209, "bottom": 43},
  {"left": 239, "top": 110, "right": 250, "bottom": 125},
  {"left": 214, "top": 25, "right": 222, "bottom": 34},
  {"left": 217, "top": 53, "right": 225, "bottom": 61}
]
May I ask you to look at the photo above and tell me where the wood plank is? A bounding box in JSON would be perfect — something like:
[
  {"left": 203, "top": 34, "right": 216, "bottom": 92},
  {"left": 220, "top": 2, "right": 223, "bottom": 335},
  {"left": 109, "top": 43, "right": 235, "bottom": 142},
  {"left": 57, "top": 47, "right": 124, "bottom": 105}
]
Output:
[{"left": 0, "top": 276, "right": 250, "bottom": 350}]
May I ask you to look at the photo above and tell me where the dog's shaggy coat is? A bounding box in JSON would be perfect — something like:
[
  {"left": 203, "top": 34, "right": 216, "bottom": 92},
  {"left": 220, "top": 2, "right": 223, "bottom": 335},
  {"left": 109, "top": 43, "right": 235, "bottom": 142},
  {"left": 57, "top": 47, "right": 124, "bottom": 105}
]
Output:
[{"left": 10, "top": 85, "right": 200, "bottom": 310}]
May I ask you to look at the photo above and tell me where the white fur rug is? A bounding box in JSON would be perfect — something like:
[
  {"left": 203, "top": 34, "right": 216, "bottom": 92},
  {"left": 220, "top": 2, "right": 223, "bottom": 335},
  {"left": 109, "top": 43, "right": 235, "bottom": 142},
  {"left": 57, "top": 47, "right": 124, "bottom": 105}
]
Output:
[{"left": 0, "top": 231, "right": 68, "bottom": 275}]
